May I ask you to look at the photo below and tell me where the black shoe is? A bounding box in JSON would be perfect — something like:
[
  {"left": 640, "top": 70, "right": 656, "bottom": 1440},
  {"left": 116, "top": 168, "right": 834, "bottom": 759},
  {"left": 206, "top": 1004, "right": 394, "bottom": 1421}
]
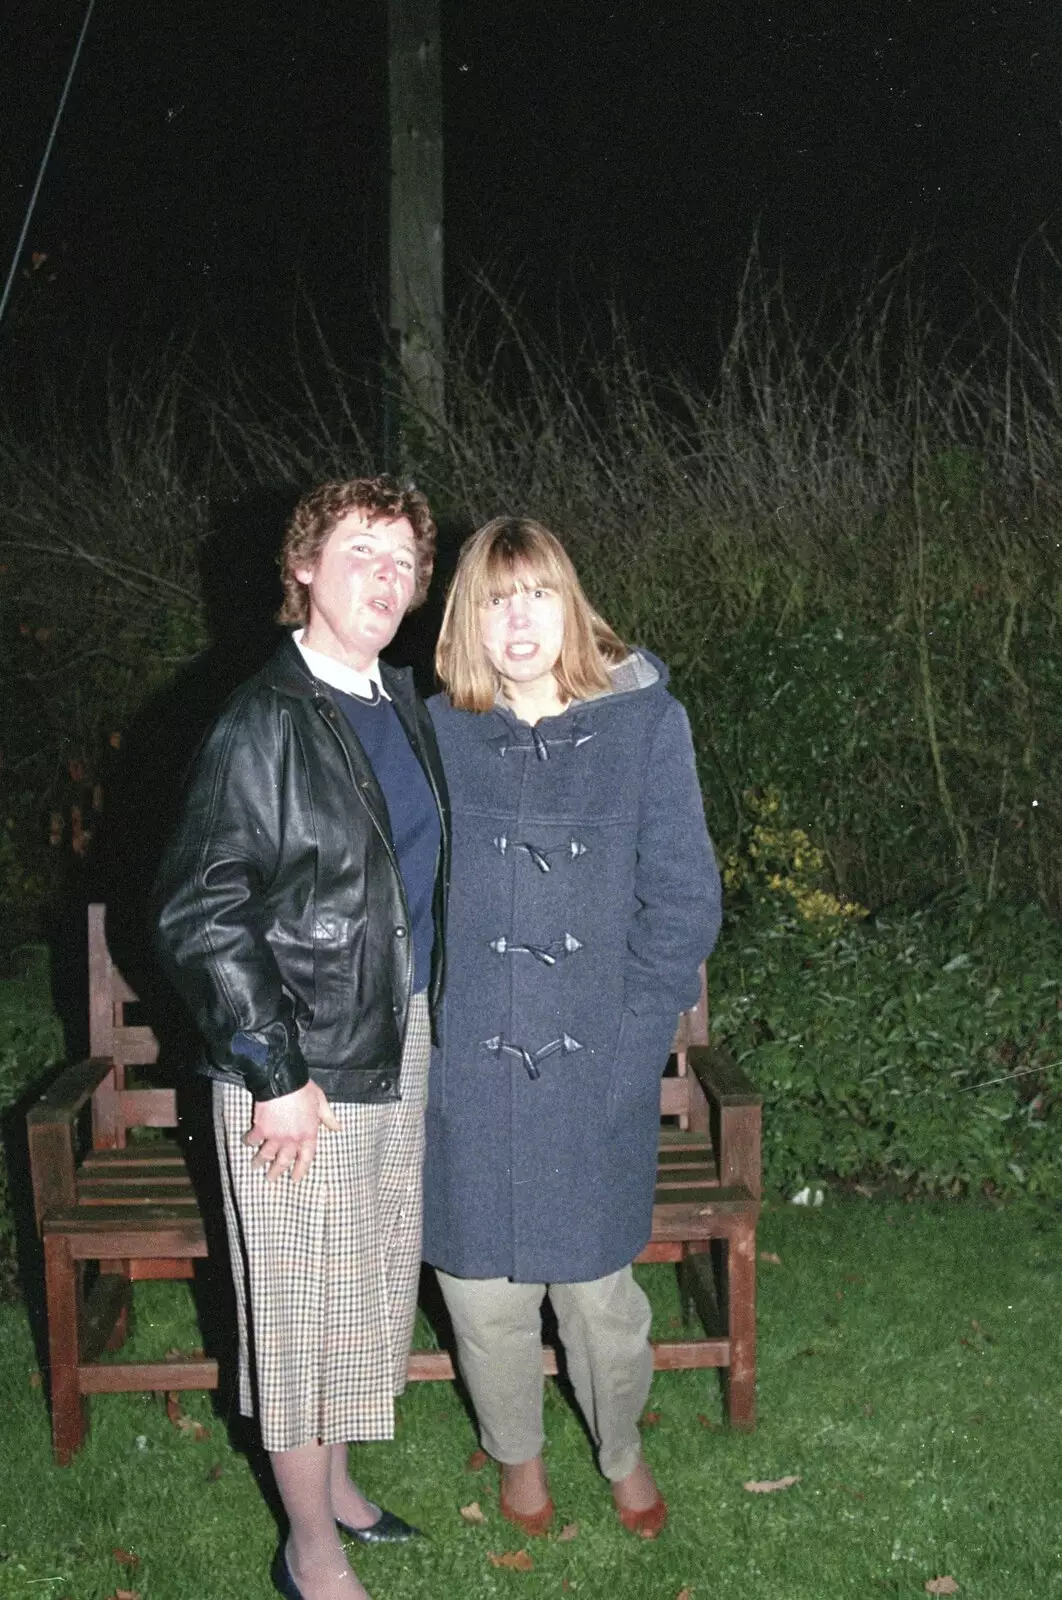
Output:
[
  {"left": 337, "top": 1505, "right": 422, "bottom": 1543},
  {"left": 271, "top": 1546, "right": 304, "bottom": 1600}
]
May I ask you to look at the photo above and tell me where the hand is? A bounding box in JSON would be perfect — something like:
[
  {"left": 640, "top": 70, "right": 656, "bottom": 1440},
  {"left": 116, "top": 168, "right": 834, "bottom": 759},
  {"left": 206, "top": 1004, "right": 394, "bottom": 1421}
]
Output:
[{"left": 243, "top": 1081, "right": 341, "bottom": 1182}]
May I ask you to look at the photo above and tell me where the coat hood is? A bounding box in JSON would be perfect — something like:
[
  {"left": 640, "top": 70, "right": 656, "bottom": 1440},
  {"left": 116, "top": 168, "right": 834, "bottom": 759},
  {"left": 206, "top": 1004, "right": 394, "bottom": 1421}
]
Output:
[
  {"left": 447, "top": 646, "right": 671, "bottom": 759},
  {"left": 601, "top": 647, "right": 667, "bottom": 696}
]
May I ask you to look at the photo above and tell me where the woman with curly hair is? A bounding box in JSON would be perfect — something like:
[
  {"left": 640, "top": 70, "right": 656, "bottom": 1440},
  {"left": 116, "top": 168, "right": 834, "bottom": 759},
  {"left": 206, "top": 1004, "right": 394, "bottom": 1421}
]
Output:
[{"left": 155, "top": 476, "right": 450, "bottom": 1600}]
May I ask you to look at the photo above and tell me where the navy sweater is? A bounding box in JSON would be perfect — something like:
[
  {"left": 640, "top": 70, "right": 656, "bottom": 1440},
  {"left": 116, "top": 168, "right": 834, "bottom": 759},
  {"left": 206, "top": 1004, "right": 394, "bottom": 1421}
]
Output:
[{"left": 333, "top": 687, "right": 440, "bottom": 994}]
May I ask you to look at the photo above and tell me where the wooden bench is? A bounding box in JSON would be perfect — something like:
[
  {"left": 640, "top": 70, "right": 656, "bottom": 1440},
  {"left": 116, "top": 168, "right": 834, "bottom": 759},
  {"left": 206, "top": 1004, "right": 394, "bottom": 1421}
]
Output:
[
  {"left": 29, "top": 905, "right": 761, "bottom": 1461},
  {"left": 27, "top": 904, "right": 217, "bottom": 1463}
]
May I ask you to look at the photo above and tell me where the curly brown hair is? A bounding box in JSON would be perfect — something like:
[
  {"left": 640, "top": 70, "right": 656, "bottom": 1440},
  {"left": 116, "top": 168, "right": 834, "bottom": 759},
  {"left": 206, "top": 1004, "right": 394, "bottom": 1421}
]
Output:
[{"left": 276, "top": 476, "right": 436, "bottom": 626}]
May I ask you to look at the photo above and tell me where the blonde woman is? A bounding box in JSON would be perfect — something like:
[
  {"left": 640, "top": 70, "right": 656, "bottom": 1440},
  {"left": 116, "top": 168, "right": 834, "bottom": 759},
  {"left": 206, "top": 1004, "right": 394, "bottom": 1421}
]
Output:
[{"left": 424, "top": 517, "right": 720, "bottom": 1538}]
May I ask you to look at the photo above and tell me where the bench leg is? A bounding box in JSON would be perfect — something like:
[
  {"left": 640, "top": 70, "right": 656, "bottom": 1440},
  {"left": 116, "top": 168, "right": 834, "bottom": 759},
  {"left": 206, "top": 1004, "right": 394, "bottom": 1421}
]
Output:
[
  {"left": 100, "top": 1260, "right": 132, "bottom": 1350},
  {"left": 724, "top": 1225, "right": 757, "bottom": 1430},
  {"left": 44, "top": 1234, "right": 88, "bottom": 1464}
]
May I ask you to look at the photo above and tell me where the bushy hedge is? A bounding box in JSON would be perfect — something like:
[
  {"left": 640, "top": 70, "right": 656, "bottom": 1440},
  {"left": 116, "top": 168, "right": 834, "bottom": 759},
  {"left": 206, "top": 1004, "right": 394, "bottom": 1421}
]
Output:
[
  {"left": 4, "top": 266, "right": 1062, "bottom": 931},
  {"left": 0, "top": 948, "right": 64, "bottom": 1294},
  {"left": 3, "top": 262, "right": 1062, "bottom": 1227},
  {"left": 710, "top": 807, "right": 1062, "bottom": 1200}
]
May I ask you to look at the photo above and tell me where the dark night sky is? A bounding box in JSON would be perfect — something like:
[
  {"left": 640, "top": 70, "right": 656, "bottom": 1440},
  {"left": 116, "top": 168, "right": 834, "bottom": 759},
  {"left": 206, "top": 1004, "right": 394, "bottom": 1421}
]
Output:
[{"left": 2, "top": 0, "right": 1060, "bottom": 381}]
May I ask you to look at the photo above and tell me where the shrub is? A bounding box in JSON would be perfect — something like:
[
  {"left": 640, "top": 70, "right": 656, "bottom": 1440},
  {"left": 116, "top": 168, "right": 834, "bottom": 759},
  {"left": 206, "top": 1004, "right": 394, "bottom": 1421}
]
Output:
[
  {"left": 0, "top": 947, "right": 64, "bottom": 1295},
  {"left": 711, "top": 852, "right": 1062, "bottom": 1200},
  {"left": 4, "top": 255, "right": 1062, "bottom": 946}
]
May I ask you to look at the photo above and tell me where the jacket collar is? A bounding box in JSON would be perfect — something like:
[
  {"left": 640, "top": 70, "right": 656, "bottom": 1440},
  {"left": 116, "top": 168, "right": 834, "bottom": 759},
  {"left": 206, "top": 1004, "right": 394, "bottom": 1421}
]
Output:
[{"left": 265, "top": 633, "right": 415, "bottom": 705}]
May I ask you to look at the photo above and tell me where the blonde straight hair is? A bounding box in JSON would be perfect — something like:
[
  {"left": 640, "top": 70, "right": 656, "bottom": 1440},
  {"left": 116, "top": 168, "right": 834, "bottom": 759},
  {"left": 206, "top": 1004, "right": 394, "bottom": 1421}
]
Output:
[{"left": 435, "top": 517, "right": 629, "bottom": 712}]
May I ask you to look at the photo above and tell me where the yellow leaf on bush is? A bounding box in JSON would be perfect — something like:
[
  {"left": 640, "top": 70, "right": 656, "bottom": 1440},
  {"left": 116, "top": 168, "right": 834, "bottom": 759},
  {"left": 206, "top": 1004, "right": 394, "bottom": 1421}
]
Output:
[{"left": 924, "top": 1580, "right": 959, "bottom": 1596}]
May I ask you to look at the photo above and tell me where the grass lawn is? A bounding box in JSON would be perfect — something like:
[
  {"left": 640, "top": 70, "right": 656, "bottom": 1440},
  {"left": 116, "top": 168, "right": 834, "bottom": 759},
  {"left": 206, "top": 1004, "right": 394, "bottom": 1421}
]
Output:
[{"left": 0, "top": 1197, "right": 1059, "bottom": 1600}]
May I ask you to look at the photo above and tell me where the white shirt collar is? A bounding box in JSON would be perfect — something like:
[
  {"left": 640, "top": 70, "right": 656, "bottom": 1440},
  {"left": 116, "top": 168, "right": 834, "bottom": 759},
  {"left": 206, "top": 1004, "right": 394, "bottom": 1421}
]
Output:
[{"left": 292, "top": 629, "right": 390, "bottom": 700}]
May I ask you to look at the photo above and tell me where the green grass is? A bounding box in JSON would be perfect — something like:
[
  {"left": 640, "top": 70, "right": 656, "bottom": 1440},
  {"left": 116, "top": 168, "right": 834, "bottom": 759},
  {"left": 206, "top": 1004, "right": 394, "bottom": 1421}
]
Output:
[{"left": 2, "top": 1199, "right": 1060, "bottom": 1599}]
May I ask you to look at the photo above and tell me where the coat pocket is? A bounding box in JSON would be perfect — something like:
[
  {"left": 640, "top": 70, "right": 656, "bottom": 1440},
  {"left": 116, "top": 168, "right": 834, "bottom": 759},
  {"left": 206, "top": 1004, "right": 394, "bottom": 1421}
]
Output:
[{"left": 605, "top": 1007, "right": 678, "bottom": 1129}]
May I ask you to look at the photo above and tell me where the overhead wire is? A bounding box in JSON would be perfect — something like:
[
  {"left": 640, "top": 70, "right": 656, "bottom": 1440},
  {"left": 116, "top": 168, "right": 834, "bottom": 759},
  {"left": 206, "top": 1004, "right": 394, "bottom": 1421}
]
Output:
[{"left": 0, "top": 0, "right": 98, "bottom": 331}]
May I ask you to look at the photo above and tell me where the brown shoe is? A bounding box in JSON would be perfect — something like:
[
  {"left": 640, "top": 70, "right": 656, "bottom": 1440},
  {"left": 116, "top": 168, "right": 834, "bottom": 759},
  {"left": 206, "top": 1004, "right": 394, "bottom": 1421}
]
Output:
[
  {"left": 615, "top": 1493, "right": 668, "bottom": 1539},
  {"left": 499, "top": 1476, "right": 555, "bottom": 1538}
]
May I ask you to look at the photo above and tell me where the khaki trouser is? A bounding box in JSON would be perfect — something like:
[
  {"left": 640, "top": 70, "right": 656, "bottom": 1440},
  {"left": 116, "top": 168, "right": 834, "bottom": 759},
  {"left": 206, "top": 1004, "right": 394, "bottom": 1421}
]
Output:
[{"left": 435, "top": 1265, "right": 653, "bottom": 1482}]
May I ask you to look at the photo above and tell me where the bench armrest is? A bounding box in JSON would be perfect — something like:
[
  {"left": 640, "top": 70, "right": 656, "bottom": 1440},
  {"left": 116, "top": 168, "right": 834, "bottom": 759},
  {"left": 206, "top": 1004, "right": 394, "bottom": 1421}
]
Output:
[
  {"left": 27, "top": 1057, "right": 115, "bottom": 1230},
  {"left": 686, "top": 1045, "right": 761, "bottom": 1108},
  {"left": 28, "top": 1056, "right": 115, "bottom": 1128},
  {"left": 687, "top": 1045, "right": 762, "bottom": 1200}
]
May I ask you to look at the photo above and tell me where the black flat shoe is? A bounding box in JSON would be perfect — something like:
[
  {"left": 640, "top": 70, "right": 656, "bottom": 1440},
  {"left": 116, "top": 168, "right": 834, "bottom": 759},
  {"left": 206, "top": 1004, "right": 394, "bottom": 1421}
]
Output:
[
  {"left": 271, "top": 1546, "right": 304, "bottom": 1600},
  {"left": 337, "top": 1505, "right": 422, "bottom": 1543}
]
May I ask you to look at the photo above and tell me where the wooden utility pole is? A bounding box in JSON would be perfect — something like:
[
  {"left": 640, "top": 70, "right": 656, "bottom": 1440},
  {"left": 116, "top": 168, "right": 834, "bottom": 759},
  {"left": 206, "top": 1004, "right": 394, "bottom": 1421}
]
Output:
[{"left": 387, "top": 0, "right": 444, "bottom": 461}]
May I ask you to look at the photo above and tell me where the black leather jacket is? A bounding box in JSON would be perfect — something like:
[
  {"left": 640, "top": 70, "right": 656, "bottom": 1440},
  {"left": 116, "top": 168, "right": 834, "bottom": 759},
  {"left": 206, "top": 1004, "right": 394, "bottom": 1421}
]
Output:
[{"left": 153, "top": 636, "right": 450, "bottom": 1104}]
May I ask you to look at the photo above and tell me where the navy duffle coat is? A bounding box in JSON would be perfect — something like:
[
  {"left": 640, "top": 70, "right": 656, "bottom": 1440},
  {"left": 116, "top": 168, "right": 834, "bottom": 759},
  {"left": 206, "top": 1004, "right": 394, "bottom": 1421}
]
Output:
[{"left": 422, "top": 651, "right": 722, "bottom": 1284}]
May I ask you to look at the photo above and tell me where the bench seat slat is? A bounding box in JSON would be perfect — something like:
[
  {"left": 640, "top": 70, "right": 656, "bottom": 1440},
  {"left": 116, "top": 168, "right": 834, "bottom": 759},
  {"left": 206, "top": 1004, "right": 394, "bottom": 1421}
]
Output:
[{"left": 79, "top": 1174, "right": 192, "bottom": 1191}]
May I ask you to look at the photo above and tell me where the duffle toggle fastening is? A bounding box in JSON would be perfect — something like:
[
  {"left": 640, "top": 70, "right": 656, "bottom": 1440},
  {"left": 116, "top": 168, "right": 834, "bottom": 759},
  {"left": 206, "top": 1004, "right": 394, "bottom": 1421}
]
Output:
[
  {"left": 492, "top": 836, "right": 588, "bottom": 872},
  {"left": 489, "top": 725, "right": 597, "bottom": 759},
  {"left": 488, "top": 932, "right": 583, "bottom": 964},
  {"left": 481, "top": 1032, "right": 584, "bottom": 1080}
]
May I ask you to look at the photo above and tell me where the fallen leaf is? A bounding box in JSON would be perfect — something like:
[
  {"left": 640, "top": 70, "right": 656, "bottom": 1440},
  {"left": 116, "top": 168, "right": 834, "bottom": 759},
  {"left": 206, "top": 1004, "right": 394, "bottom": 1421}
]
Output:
[
  {"left": 677, "top": 1591, "right": 693, "bottom": 1600},
  {"left": 165, "top": 1392, "right": 209, "bottom": 1439},
  {"left": 112, "top": 1549, "right": 140, "bottom": 1568},
  {"left": 28, "top": 1370, "right": 41, "bottom": 1387},
  {"left": 556, "top": 1523, "right": 579, "bottom": 1541},
  {"left": 108, "top": 1591, "right": 140, "bottom": 1600},
  {"left": 924, "top": 1580, "right": 959, "bottom": 1596},
  {"left": 488, "top": 1550, "right": 534, "bottom": 1570},
  {"left": 759, "top": 1251, "right": 782, "bottom": 1264},
  {"left": 465, "top": 1448, "right": 490, "bottom": 1471},
  {"left": 696, "top": 1414, "right": 722, "bottom": 1431},
  {"left": 459, "top": 1501, "right": 487, "bottom": 1524},
  {"left": 743, "top": 1474, "right": 800, "bottom": 1494},
  {"left": 640, "top": 1411, "right": 661, "bottom": 1427}
]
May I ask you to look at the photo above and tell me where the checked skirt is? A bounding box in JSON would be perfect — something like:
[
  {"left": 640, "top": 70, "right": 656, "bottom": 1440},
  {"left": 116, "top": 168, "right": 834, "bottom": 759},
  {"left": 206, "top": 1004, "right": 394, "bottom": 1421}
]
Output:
[{"left": 212, "top": 992, "right": 430, "bottom": 1452}]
